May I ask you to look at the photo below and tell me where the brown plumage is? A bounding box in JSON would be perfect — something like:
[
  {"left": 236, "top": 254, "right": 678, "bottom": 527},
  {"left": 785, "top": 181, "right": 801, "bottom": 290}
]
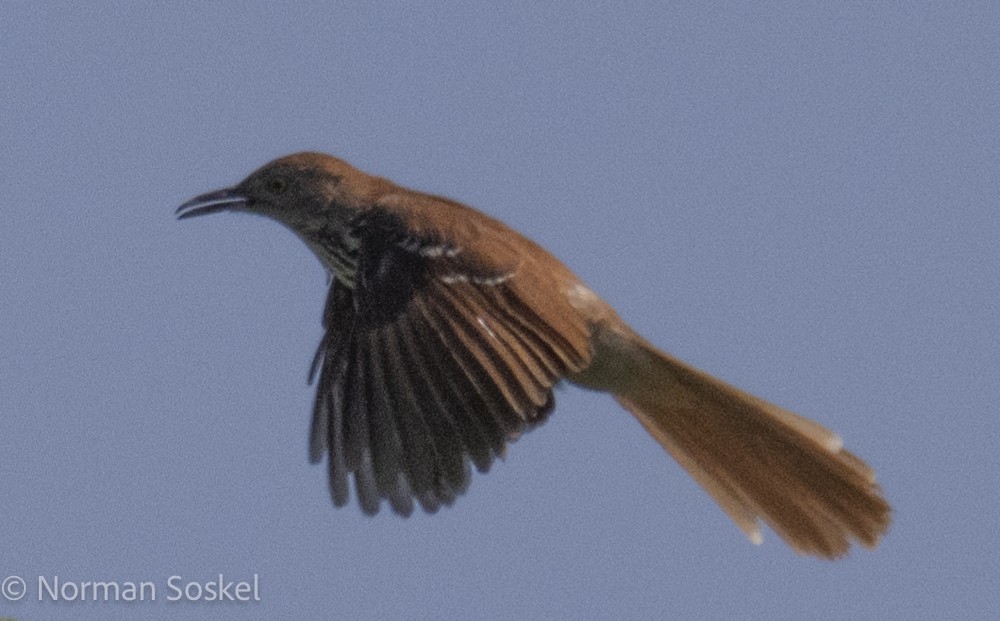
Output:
[{"left": 178, "top": 152, "right": 891, "bottom": 558}]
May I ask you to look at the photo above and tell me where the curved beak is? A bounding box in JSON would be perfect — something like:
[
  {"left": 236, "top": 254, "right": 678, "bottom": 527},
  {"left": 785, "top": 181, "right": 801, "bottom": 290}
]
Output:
[{"left": 176, "top": 188, "right": 247, "bottom": 220}]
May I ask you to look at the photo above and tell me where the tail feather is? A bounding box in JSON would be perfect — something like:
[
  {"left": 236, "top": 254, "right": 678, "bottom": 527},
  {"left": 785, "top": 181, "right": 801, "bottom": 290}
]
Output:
[{"left": 595, "top": 331, "right": 890, "bottom": 558}]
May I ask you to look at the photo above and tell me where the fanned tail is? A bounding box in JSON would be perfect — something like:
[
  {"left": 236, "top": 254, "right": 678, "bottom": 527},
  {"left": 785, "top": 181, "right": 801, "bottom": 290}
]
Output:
[{"left": 578, "top": 326, "right": 891, "bottom": 558}]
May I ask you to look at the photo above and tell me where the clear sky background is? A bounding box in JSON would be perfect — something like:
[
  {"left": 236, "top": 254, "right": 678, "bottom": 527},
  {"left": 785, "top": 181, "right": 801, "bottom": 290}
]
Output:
[{"left": 2, "top": 3, "right": 997, "bottom": 620}]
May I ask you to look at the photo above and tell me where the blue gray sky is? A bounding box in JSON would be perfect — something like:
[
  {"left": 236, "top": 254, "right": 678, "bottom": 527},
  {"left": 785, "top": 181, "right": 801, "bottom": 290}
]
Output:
[{"left": 2, "top": 3, "right": 997, "bottom": 620}]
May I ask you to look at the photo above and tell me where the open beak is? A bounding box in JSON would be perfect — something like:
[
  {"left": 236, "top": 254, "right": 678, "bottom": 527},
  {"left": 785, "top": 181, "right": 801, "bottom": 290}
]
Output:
[{"left": 176, "top": 188, "right": 247, "bottom": 220}]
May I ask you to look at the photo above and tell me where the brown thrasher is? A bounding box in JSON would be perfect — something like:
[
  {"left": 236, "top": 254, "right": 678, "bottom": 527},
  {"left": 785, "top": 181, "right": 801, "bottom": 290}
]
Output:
[{"left": 178, "top": 152, "right": 890, "bottom": 558}]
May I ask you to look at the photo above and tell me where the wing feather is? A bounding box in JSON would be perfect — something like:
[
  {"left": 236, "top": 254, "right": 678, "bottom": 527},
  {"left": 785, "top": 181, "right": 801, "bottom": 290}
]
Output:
[
  {"left": 364, "top": 330, "right": 414, "bottom": 515},
  {"left": 406, "top": 296, "right": 505, "bottom": 472},
  {"left": 410, "top": 289, "right": 525, "bottom": 435},
  {"left": 378, "top": 321, "right": 453, "bottom": 511},
  {"left": 445, "top": 284, "right": 552, "bottom": 409},
  {"left": 431, "top": 283, "right": 540, "bottom": 420},
  {"left": 389, "top": 315, "right": 471, "bottom": 499}
]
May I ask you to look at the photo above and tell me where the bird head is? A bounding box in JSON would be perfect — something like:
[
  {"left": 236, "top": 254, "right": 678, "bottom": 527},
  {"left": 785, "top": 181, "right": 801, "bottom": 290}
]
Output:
[{"left": 176, "top": 152, "right": 389, "bottom": 230}]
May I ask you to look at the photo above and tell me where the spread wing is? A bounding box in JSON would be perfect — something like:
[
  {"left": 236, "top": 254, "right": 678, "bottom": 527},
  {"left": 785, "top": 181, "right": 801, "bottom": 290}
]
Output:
[{"left": 308, "top": 199, "right": 593, "bottom": 515}]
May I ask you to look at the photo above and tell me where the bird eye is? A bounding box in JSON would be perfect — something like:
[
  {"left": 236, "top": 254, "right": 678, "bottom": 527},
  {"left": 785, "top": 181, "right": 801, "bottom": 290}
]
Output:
[{"left": 269, "top": 178, "right": 288, "bottom": 194}]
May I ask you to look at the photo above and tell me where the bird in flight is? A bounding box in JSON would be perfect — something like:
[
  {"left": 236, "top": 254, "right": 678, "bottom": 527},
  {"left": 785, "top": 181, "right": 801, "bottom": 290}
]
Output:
[{"left": 178, "top": 152, "right": 890, "bottom": 558}]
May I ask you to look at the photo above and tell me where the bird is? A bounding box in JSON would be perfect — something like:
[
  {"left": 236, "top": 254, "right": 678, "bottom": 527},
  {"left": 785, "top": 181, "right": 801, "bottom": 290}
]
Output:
[{"left": 177, "top": 152, "right": 890, "bottom": 558}]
